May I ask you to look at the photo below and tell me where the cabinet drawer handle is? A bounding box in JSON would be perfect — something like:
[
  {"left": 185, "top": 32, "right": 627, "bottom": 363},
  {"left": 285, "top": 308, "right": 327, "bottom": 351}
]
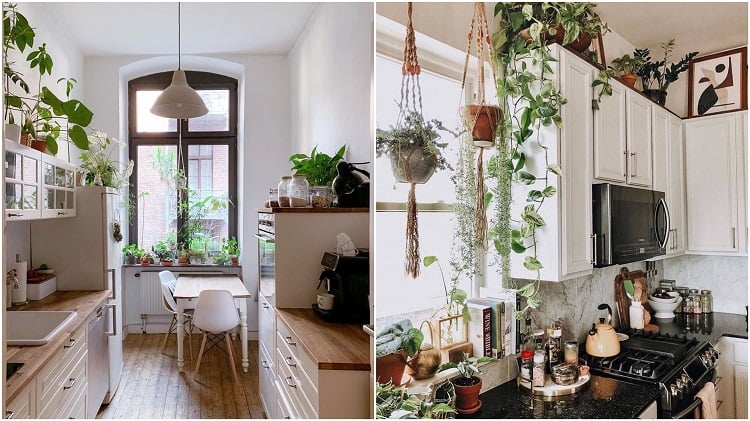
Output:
[
  {"left": 630, "top": 152, "right": 637, "bottom": 177},
  {"left": 623, "top": 151, "right": 627, "bottom": 177},
  {"left": 6, "top": 213, "right": 22, "bottom": 217},
  {"left": 262, "top": 302, "right": 270, "bottom": 309},
  {"left": 57, "top": 211, "right": 66, "bottom": 216},
  {"left": 63, "top": 338, "right": 77, "bottom": 349},
  {"left": 261, "top": 360, "right": 270, "bottom": 369},
  {"left": 63, "top": 377, "right": 77, "bottom": 390},
  {"left": 284, "top": 375, "right": 297, "bottom": 388},
  {"left": 716, "top": 399, "right": 724, "bottom": 410},
  {"left": 284, "top": 336, "right": 296, "bottom": 346},
  {"left": 6, "top": 410, "right": 15, "bottom": 419},
  {"left": 732, "top": 227, "right": 736, "bottom": 248},
  {"left": 285, "top": 356, "right": 296, "bottom": 367},
  {"left": 590, "top": 233, "right": 597, "bottom": 266}
]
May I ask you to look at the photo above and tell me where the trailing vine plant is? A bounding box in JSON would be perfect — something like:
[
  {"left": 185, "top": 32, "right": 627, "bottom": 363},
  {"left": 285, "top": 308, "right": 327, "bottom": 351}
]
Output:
[{"left": 491, "top": 3, "right": 571, "bottom": 319}]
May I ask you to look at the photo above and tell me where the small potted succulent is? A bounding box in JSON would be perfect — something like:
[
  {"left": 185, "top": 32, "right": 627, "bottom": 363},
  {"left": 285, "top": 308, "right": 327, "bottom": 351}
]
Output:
[
  {"left": 221, "top": 236, "right": 241, "bottom": 266},
  {"left": 438, "top": 353, "right": 496, "bottom": 415}
]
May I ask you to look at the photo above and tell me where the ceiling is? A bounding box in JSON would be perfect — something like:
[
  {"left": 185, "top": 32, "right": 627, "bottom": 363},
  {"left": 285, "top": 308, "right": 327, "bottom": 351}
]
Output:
[
  {"left": 596, "top": 2, "right": 748, "bottom": 57},
  {"left": 42, "top": 2, "right": 320, "bottom": 56}
]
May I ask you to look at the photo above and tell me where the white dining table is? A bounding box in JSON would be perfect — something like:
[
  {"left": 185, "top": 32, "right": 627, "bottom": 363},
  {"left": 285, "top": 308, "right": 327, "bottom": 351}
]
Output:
[{"left": 173, "top": 274, "right": 251, "bottom": 373}]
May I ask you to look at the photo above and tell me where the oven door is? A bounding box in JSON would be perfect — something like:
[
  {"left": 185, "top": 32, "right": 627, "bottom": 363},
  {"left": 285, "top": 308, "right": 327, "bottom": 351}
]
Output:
[{"left": 255, "top": 231, "right": 275, "bottom": 304}]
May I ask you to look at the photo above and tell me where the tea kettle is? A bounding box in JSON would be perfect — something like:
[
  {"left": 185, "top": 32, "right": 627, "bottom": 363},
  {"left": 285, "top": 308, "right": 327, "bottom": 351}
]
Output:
[
  {"left": 585, "top": 303, "right": 621, "bottom": 357},
  {"left": 332, "top": 161, "right": 370, "bottom": 207}
]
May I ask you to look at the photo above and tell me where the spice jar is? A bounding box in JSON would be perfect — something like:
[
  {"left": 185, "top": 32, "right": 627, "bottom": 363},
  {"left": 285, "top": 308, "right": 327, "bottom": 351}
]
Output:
[
  {"left": 532, "top": 350, "right": 546, "bottom": 387},
  {"left": 265, "top": 188, "right": 279, "bottom": 208},
  {"left": 563, "top": 341, "right": 578, "bottom": 365},
  {"left": 701, "top": 290, "right": 713, "bottom": 313},
  {"left": 674, "top": 287, "right": 689, "bottom": 313},
  {"left": 689, "top": 289, "right": 702, "bottom": 313},
  {"left": 310, "top": 186, "right": 332, "bottom": 208},
  {"left": 277, "top": 176, "right": 292, "bottom": 207},
  {"left": 519, "top": 349, "right": 533, "bottom": 388},
  {"left": 289, "top": 175, "right": 310, "bottom": 207}
]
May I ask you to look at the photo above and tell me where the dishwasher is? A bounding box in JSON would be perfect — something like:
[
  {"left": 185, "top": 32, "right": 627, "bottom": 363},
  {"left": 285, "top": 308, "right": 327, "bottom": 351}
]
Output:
[{"left": 87, "top": 304, "right": 109, "bottom": 418}]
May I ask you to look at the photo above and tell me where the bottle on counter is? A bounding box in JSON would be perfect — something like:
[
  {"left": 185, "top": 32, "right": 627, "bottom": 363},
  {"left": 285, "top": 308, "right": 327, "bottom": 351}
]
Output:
[
  {"left": 532, "top": 350, "right": 546, "bottom": 387},
  {"left": 630, "top": 299, "right": 645, "bottom": 329},
  {"left": 674, "top": 286, "right": 689, "bottom": 313},
  {"left": 689, "top": 289, "right": 702, "bottom": 313},
  {"left": 701, "top": 290, "right": 713, "bottom": 313},
  {"left": 519, "top": 349, "right": 534, "bottom": 388},
  {"left": 522, "top": 317, "right": 534, "bottom": 352}
]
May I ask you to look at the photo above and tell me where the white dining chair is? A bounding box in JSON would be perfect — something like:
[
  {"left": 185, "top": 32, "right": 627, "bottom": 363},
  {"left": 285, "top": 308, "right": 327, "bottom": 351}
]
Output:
[
  {"left": 159, "top": 270, "right": 193, "bottom": 361},
  {"left": 192, "top": 289, "right": 241, "bottom": 383}
]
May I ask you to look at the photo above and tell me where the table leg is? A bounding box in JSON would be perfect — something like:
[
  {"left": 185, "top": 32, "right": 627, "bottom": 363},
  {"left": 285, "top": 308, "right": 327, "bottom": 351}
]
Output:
[
  {"left": 177, "top": 298, "right": 185, "bottom": 372},
  {"left": 240, "top": 297, "right": 248, "bottom": 373}
]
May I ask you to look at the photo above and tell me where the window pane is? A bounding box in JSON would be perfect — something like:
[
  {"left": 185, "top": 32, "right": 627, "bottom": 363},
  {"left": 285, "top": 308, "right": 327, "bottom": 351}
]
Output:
[
  {"left": 187, "top": 144, "right": 229, "bottom": 252},
  {"left": 188, "top": 90, "right": 230, "bottom": 132},
  {"left": 137, "top": 145, "right": 178, "bottom": 251},
  {"left": 136, "top": 91, "right": 177, "bottom": 133}
]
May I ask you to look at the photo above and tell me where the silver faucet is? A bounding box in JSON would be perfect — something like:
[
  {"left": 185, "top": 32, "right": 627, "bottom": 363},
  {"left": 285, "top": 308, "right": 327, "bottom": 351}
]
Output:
[{"left": 6, "top": 269, "right": 20, "bottom": 289}]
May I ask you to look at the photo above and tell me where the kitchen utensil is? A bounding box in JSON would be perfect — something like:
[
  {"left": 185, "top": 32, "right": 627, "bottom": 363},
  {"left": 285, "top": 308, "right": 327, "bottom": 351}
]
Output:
[
  {"left": 585, "top": 303, "right": 621, "bottom": 357},
  {"left": 551, "top": 362, "right": 579, "bottom": 385},
  {"left": 648, "top": 295, "right": 683, "bottom": 318},
  {"left": 332, "top": 161, "right": 370, "bottom": 207},
  {"left": 614, "top": 268, "right": 649, "bottom": 329},
  {"left": 623, "top": 279, "right": 635, "bottom": 299}
]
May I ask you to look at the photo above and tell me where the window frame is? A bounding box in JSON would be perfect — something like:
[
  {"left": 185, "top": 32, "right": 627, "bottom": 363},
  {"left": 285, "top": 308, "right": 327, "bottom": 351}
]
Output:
[{"left": 127, "top": 71, "right": 238, "bottom": 251}]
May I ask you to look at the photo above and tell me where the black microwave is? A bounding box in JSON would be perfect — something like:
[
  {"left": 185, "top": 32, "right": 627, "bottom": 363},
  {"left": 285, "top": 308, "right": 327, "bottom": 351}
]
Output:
[{"left": 592, "top": 184, "right": 669, "bottom": 267}]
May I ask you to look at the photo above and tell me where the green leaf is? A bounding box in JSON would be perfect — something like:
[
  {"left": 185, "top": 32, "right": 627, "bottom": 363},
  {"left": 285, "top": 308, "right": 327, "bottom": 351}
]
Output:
[
  {"left": 45, "top": 136, "right": 58, "bottom": 156},
  {"left": 69, "top": 125, "right": 90, "bottom": 150},
  {"left": 511, "top": 229, "right": 521, "bottom": 239},
  {"left": 523, "top": 256, "right": 543, "bottom": 271},
  {"left": 528, "top": 297, "right": 542, "bottom": 309},
  {"left": 527, "top": 190, "right": 543, "bottom": 202},
  {"left": 423, "top": 256, "right": 438, "bottom": 267},
  {"left": 451, "top": 288, "right": 467, "bottom": 304},
  {"left": 518, "top": 171, "right": 536, "bottom": 185},
  {"left": 462, "top": 305, "right": 471, "bottom": 324},
  {"left": 542, "top": 186, "right": 557, "bottom": 197},
  {"left": 511, "top": 239, "right": 526, "bottom": 254},
  {"left": 516, "top": 282, "right": 535, "bottom": 298},
  {"left": 547, "top": 164, "right": 563, "bottom": 176},
  {"left": 521, "top": 205, "right": 545, "bottom": 226},
  {"left": 484, "top": 192, "right": 493, "bottom": 208}
]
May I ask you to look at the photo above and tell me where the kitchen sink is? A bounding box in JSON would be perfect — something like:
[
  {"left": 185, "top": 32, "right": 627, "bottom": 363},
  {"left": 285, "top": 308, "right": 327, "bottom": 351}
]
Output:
[{"left": 6, "top": 311, "right": 77, "bottom": 346}]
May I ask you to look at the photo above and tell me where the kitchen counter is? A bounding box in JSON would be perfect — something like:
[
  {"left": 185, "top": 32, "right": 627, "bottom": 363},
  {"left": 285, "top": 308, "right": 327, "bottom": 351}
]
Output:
[
  {"left": 651, "top": 311, "right": 748, "bottom": 343},
  {"left": 275, "top": 308, "right": 370, "bottom": 371},
  {"left": 4, "top": 290, "right": 111, "bottom": 403},
  {"left": 461, "top": 375, "right": 661, "bottom": 419}
]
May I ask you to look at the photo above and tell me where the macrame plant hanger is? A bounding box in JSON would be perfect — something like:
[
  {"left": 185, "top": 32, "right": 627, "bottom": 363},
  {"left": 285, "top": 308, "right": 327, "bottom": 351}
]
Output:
[
  {"left": 460, "top": 2, "right": 501, "bottom": 251},
  {"left": 399, "top": 2, "right": 425, "bottom": 278}
]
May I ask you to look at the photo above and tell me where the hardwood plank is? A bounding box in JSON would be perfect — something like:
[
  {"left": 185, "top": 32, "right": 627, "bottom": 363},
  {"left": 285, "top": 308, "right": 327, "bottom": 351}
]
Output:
[{"left": 96, "top": 334, "right": 263, "bottom": 419}]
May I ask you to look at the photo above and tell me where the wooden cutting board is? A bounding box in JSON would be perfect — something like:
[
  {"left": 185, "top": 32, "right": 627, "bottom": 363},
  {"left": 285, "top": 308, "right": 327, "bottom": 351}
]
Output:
[{"left": 614, "top": 267, "right": 651, "bottom": 329}]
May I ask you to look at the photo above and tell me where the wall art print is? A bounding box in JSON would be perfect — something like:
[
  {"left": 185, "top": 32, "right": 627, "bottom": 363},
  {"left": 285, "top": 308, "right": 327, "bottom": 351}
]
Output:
[{"left": 688, "top": 47, "right": 747, "bottom": 117}]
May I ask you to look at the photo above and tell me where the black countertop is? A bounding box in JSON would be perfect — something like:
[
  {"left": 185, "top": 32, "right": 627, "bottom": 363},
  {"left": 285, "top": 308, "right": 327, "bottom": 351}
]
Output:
[
  {"left": 650, "top": 311, "right": 748, "bottom": 343},
  {"left": 460, "top": 375, "right": 660, "bottom": 419}
]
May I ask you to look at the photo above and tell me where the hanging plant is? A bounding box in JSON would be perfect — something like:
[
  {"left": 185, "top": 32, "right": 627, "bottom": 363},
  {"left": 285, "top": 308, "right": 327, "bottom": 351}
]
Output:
[
  {"left": 459, "top": 2, "right": 502, "bottom": 251},
  {"left": 373, "top": 2, "right": 451, "bottom": 278}
]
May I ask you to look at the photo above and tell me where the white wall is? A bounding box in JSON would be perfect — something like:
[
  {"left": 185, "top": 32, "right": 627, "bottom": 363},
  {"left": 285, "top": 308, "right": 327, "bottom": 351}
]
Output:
[
  {"left": 662, "top": 255, "right": 748, "bottom": 314},
  {"left": 288, "top": 2, "right": 373, "bottom": 165}
]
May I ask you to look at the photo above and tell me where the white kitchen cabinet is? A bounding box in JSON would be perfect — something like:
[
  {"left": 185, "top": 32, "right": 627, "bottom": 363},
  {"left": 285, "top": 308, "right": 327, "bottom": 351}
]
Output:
[
  {"left": 594, "top": 81, "right": 654, "bottom": 188},
  {"left": 637, "top": 400, "right": 658, "bottom": 419},
  {"left": 5, "top": 381, "right": 36, "bottom": 419},
  {"left": 259, "top": 294, "right": 277, "bottom": 419},
  {"left": 715, "top": 336, "right": 748, "bottom": 419},
  {"left": 36, "top": 323, "right": 88, "bottom": 419},
  {"left": 511, "top": 44, "right": 593, "bottom": 281},
  {"left": 40, "top": 154, "right": 76, "bottom": 218},
  {"left": 625, "top": 91, "right": 653, "bottom": 187},
  {"left": 651, "top": 107, "right": 686, "bottom": 256},
  {"left": 685, "top": 112, "right": 747, "bottom": 255}
]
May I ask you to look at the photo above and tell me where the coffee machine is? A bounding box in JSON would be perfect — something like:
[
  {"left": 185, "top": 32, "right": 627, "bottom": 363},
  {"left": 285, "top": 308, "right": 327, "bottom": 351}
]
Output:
[{"left": 313, "top": 250, "right": 369, "bottom": 323}]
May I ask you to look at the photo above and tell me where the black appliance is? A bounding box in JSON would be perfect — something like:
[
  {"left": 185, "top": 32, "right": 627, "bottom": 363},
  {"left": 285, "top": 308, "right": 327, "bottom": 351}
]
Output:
[
  {"left": 592, "top": 184, "right": 669, "bottom": 266},
  {"left": 313, "top": 250, "right": 370, "bottom": 323},
  {"left": 332, "top": 161, "right": 370, "bottom": 208},
  {"left": 581, "top": 330, "right": 718, "bottom": 418},
  {"left": 6, "top": 362, "right": 23, "bottom": 380}
]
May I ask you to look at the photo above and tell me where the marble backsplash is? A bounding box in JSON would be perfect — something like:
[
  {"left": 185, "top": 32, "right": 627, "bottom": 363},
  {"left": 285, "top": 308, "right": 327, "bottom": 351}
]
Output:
[{"left": 661, "top": 254, "right": 748, "bottom": 315}]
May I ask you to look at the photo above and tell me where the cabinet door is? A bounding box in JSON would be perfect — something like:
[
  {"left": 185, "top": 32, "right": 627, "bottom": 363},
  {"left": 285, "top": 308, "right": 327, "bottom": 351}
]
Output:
[
  {"left": 4, "top": 141, "right": 42, "bottom": 220},
  {"left": 559, "top": 49, "right": 593, "bottom": 276},
  {"left": 6, "top": 381, "right": 35, "bottom": 419},
  {"left": 734, "top": 364, "right": 748, "bottom": 419},
  {"left": 685, "top": 114, "right": 740, "bottom": 253},
  {"left": 667, "top": 114, "right": 686, "bottom": 254},
  {"left": 716, "top": 337, "right": 735, "bottom": 418},
  {"left": 594, "top": 79, "right": 627, "bottom": 182},
  {"left": 626, "top": 91, "right": 653, "bottom": 187}
]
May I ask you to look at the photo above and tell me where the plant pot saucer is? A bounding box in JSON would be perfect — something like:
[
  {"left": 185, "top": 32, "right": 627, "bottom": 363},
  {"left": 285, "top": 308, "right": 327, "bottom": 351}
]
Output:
[{"left": 456, "top": 399, "right": 482, "bottom": 415}]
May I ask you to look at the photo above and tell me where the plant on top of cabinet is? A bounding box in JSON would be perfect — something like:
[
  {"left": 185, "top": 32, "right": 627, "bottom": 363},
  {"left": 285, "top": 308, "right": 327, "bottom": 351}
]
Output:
[
  {"left": 635, "top": 39, "right": 698, "bottom": 106},
  {"left": 2, "top": 3, "right": 34, "bottom": 142},
  {"left": 2, "top": 3, "right": 94, "bottom": 154},
  {"left": 611, "top": 53, "right": 646, "bottom": 88},
  {"left": 289, "top": 144, "right": 346, "bottom": 186},
  {"left": 79, "top": 130, "right": 134, "bottom": 188}
]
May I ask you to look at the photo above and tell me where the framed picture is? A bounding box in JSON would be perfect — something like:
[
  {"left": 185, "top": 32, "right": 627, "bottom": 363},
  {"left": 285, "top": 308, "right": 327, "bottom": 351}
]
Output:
[{"left": 688, "top": 47, "right": 747, "bottom": 117}]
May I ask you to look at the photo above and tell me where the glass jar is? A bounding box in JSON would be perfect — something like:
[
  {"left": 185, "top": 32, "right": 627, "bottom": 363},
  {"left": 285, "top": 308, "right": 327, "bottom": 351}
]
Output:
[
  {"left": 701, "top": 290, "right": 713, "bottom": 313},
  {"left": 532, "top": 350, "right": 546, "bottom": 387},
  {"left": 563, "top": 341, "right": 578, "bottom": 365},
  {"left": 266, "top": 188, "right": 279, "bottom": 208},
  {"left": 689, "top": 289, "right": 702, "bottom": 313},
  {"left": 310, "top": 186, "right": 332, "bottom": 208},
  {"left": 519, "top": 349, "right": 533, "bottom": 388},
  {"left": 277, "top": 176, "right": 292, "bottom": 207},
  {"left": 289, "top": 175, "right": 310, "bottom": 207},
  {"left": 660, "top": 279, "right": 676, "bottom": 292},
  {"left": 674, "top": 287, "right": 689, "bottom": 313}
]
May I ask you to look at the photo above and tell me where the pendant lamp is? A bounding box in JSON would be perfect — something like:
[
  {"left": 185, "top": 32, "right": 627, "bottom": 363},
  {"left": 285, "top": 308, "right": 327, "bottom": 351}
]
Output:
[{"left": 150, "top": 2, "right": 208, "bottom": 119}]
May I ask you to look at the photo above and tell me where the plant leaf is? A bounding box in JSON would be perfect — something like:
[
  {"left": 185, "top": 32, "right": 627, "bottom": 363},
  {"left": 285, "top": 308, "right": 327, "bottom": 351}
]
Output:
[
  {"left": 542, "top": 186, "right": 557, "bottom": 197},
  {"left": 516, "top": 282, "right": 535, "bottom": 297},
  {"left": 423, "top": 256, "right": 437, "bottom": 267},
  {"left": 523, "top": 256, "right": 543, "bottom": 271},
  {"left": 547, "top": 164, "right": 563, "bottom": 176},
  {"left": 518, "top": 171, "right": 536, "bottom": 185}
]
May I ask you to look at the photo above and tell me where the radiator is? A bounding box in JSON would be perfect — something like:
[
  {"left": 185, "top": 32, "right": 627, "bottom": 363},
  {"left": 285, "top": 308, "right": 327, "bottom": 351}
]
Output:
[{"left": 139, "top": 271, "right": 170, "bottom": 316}]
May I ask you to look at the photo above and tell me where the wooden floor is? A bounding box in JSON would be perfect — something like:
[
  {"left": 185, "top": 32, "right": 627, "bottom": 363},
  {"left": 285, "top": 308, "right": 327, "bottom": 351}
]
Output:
[{"left": 97, "top": 333, "right": 265, "bottom": 419}]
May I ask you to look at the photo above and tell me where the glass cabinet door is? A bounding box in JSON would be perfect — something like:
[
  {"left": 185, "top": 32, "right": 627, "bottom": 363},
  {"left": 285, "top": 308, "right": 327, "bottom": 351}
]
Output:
[
  {"left": 40, "top": 155, "right": 76, "bottom": 218},
  {"left": 4, "top": 141, "right": 42, "bottom": 219}
]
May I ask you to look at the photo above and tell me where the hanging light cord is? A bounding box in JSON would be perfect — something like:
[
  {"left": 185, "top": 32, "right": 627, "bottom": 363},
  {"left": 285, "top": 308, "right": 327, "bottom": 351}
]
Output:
[{"left": 177, "top": 2, "right": 181, "bottom": 69}]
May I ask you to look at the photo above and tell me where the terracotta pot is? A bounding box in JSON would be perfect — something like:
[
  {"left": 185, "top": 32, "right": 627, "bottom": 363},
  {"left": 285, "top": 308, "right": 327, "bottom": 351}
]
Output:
[
  {"left": 643, "top": 89, "right": 668, "bottom": 106},
  {"left": 388, "top": 146, "right": 437, "bottom": 184},
  {"left": 30, "top": 139, "right": 47, "bottom": 153},
  {"left": 376, "top": 350, "right": 410, "bottom": 386},
  {"left": 406, "top": 343, "right": 441, "bottom": 380},
  {"left": 161, "top": 259, "right": 173, "bottom": 266},
  {"left": 619, "top": 74, "right": 638, "bottom": 88},
  {"left": 178, "top": 256, "right": 190, "bottom": 265},
  {"left": 230, "top": 255, "right": 239, "bottom": 266},
  {"left": 463, "top": 105, "right": 501, "bottom": 147},
  {"left": 518, "top": 26, "right": 592, "bottom": 53},
  {"left": 452, "top": 376, "right": 482, "bottom": 414}
]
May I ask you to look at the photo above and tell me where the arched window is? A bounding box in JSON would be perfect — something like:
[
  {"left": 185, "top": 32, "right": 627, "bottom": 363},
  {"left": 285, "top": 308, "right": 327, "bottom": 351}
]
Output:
[{"left": 127, "top": 71, "right": 238, "bottom": 255}]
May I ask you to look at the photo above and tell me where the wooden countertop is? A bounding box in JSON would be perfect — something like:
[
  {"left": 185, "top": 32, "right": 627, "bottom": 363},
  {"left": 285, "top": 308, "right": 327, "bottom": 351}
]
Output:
[
  {"left": 258, "top": 207, "right": 368, "bottom": 213},
  {"left": 4, "top": 290, "right": 111, "bottom": 403},
  {"left": 275, "top": 308, "right": 371, "bottom": 371}
]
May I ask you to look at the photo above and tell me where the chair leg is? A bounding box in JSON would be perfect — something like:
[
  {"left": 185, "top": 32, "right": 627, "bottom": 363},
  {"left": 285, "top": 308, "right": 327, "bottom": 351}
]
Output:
[
  {"left": 187, "top": 319, "right": 194, "bottom": 362},
  {"left": 194, "top": 332, "right": 208, "bottom": 380},
  {"left": 225, "top": 332, "right": 239, "bottom": 384},
  {"left": 161, "top": 315, "right": 177, "bottom": 354}
]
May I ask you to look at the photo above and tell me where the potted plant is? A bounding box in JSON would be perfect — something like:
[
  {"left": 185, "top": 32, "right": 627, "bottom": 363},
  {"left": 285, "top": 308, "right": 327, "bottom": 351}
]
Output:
[
  {"left": 635, "top": 40, "right": 698, "bottom": 106},
  {"left": 79, "top": 131, "right": 133, "bottom": 188},
  {"left": 376, "top": 109, "right": 450, "bottom": 184},
  {"left": 375, "top": 382, "right": 457, "bottom": 419},
  {"left": 610, "top": 53, "right": 645, "bottom": 88},
  {"left": 438, "top": 353, "right": 496, "bottom": 415},
  {"left": 177, "top": 249, "right": 190, "bottom": 266},
  {"left": 122, "top": 243, "right": 143, "bottom": 265},
  {"left": 376, "top": 319, "right": 424, "bottom": 387},
  {"left": 212, "top": 251, "right": 229, "bottom": 266},
  {"left": 140, "top": 251, "right": 154, "bottom": 266},
  {"left": 423, "top": 256, "right": 469, "bottom": 344},
  {"left": 289, "top": 145, "right": 346, "bottom": 208},
  {"left": 154, "top": 240, "right": 173, "bottom": 266},
  {"left": 2, "top": 3, "right": 34, "bottom": 143},
  {"left": 221, "top": 236, "right": 240, "bottom": 266}
]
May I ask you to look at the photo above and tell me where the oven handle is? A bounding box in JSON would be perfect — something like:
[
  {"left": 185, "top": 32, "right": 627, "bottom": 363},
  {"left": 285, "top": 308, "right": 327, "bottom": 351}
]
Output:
[
  {"left": 671, "top": 397, "right": 703, "bottom": 419},
  {"left": 253, "top": 233, "right": 275, "bottom": 243}
]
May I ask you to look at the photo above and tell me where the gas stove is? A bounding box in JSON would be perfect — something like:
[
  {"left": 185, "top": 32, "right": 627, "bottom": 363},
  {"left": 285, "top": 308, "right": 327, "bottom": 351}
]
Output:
[{"left": 581, "top": 330, "right": 718, "bottom": 418}]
